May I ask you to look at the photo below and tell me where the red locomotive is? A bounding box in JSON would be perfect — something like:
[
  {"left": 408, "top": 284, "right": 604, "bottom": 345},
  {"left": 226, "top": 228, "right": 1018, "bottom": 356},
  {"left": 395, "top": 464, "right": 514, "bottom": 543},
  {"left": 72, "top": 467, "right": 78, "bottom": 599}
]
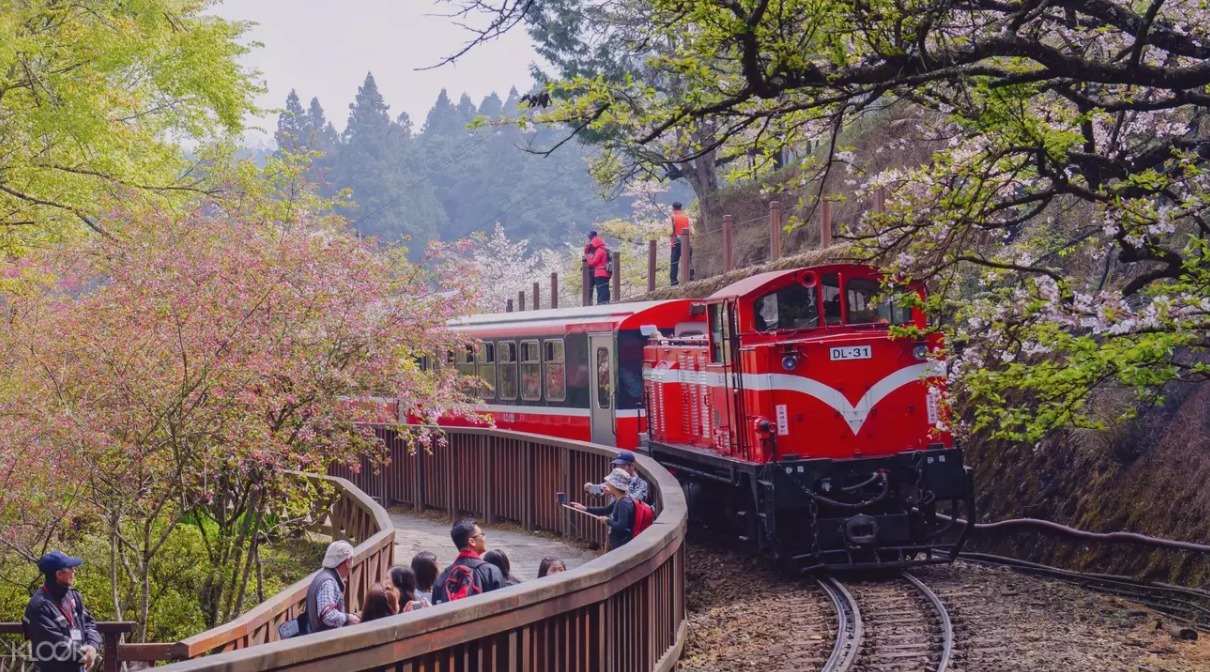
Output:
[{"left": 442, "top": 263, "right": 974, "bottom": 570}]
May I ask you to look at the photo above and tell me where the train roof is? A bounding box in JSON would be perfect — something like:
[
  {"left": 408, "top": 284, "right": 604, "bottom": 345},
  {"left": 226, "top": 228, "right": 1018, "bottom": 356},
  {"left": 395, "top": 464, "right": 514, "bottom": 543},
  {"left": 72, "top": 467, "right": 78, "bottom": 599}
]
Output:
[
  {"left": 451, "top": 300, "right": 683, "bottom": 330},
  {"left": 708, "top": 263, "right": 879, "bottom": 300}
]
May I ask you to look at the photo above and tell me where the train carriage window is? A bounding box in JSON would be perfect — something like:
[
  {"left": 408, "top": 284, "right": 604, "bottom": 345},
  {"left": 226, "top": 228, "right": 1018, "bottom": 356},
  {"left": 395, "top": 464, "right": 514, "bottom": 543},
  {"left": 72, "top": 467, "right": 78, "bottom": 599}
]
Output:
[
  {"left": 543, "top": 339, "right": 566, "bottom": 402},
  {"left": 822, "top": 274, "right": 843, "bottom": 324},
  {"left": 476, "top": 343, "right": 496, "bottom": 399},
  {"left": 497, "top": 341, "right": 518, "bottom": 400},
  {"left": 845, "top": 277, "right": 914, "bottom": 325},
  {"left": 455, "top": 345, "right": 477, "bottom": 394},
  {"left": 520, "top": 340, "right": 541, "bottom": 401},
  {"left": 596, "top": 347, "right": 611, "bottom": 409}
]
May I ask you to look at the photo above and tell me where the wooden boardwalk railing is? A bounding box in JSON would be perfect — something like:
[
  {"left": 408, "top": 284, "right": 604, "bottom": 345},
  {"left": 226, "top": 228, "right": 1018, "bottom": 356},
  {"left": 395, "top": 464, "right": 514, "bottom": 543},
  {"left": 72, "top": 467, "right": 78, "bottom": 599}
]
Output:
[
  {"left": 0, "top": 471, "right": 395, "bottom": 670},
  {"left": 123, "top": 472, "right": 396, "bottom": 664},
  {"left": 153, "top": 426, "right": 688, "bottom": 672}
]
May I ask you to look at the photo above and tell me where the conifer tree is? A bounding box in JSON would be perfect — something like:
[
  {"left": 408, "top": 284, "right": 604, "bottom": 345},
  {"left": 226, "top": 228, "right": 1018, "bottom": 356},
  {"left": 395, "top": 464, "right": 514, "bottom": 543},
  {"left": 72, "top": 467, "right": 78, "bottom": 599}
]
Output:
[
  {"left": 275, "top": 90, "right": 308, "bottom": 153},
  {"left": 332, "top": 73, "right": 445, "bottom": 249}
]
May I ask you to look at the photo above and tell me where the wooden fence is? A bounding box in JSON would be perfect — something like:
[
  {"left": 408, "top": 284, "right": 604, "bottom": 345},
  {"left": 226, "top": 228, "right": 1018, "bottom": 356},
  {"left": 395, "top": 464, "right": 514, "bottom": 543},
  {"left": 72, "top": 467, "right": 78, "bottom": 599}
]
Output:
[
  {"left": 0, "top": 472, "right": 395, "bottom": 671},
  {"left": 152, "top": 426, "right": 687, "bottom": 672},
  {"left": 504, "top": 189, "right": 890, "bottom": 309}
]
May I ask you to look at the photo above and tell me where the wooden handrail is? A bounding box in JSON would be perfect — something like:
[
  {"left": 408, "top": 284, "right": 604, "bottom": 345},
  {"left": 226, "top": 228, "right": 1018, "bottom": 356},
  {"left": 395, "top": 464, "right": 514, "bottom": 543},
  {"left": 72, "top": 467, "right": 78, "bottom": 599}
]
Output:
[
  {"left": 120, "top": 471, "right": 395, "bottom": 662},
  {"left": 155, "top": 426, "right": 689, "bottom": 672},
  {"left": 0, "top": 621, "right": 135, "bottom": 672}
]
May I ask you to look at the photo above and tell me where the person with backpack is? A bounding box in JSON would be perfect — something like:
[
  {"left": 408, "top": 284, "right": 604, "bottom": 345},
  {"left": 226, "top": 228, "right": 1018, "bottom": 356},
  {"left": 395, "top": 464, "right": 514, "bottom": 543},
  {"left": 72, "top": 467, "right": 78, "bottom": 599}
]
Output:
[
  {"left": 584, "top": 231, "right": 612, "bottom": 305},
  {"left": 571, "top": 468, "right": 654, "bottom": 550},
  {"left": 431, "top": 518, "right": 507, "bottom": 604}
]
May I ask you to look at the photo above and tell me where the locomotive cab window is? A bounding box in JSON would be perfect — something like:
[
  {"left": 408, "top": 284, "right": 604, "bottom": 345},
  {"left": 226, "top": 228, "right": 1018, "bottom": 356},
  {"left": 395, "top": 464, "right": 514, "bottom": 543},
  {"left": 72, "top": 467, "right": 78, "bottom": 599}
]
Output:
[
  {"left": 706, "top": 305, "right": 721, "bottom": 365},
  {"left": 543, "top": 339, "right": 566, "bottom": 402},
  {"left": 520, "top": 340, "right": 541, "bottom": 401},
  {"left": 845, "top": 277, "right": 914, "bottom": 325},
  {"left": 753, "top": 284, "right": 820, "bottom": 332},
  {"left": 822, "top": 274, "right": 843, "bottom": 325},
  {"left": 497, "top": 341, "right": 518, "bottom": 400},
  {"left": 476, "top": 343, "right": 496, "bottom": 399}
]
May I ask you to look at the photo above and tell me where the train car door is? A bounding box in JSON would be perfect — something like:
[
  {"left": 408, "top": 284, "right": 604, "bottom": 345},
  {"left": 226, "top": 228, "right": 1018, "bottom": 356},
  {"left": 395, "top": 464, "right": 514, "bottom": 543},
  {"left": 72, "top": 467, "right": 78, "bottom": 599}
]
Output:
[{"left": 589, "top": 332, "right": 615, "bottom": 445}]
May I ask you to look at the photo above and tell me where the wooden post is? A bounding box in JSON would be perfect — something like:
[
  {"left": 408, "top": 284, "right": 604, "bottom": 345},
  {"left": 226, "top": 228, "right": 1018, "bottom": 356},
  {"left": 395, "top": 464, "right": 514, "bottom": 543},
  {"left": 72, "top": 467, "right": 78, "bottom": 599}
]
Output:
[
  {"left": 769, "top": 201, "right": 782, "bottom": 262},
  {"left": 550, "top": 272, "right": 559, "bottom": 309},
  {"left": 532, "top": 281, "right": 540, "bottom": 311},
  {"left": 722, "top": 215, "right": 734, "bottom": 272},
  {"left": 506, "top": 298, "right": 513, "bottom": 313},
  {"left": 611, "top": 251, "right": 621, "bottom": 302},
  {"left": 647, "top": 240, "right": 657, "bottom": 293},
  {"left": 821, "top": 200, "right": 833, "bottom": 248},
  {"left": 678, "top": 232, "right": 691, "bottom": 286},
  {"left": 518, "top": 290, "right": 526, "bottom": 312},
  {"left": 581, "top": 263, "right": 591, "bottom": 306},
  {"left": 875, "top": 186, "right": 887, "bottom": 214}
]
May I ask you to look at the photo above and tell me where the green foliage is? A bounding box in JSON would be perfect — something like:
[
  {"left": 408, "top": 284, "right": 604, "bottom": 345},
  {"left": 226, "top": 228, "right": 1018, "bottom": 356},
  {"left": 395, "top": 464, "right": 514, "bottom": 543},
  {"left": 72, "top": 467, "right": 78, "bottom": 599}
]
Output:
[
  {"left": 0, "top": 0, "right": 260, "bottom": 254},
  {"left": 0, "top": 530, "right": 321, "bottom": 643},
  {"left": 276, "top": 81, "right": 650, "bottom": 251}
]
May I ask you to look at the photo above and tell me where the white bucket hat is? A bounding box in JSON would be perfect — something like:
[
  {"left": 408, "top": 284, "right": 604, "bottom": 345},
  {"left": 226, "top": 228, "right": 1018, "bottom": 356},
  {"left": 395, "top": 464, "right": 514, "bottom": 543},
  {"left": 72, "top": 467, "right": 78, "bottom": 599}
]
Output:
[
  {"left": 604, "top": 467, "right": 632, "bottom": 492},
  {"left": 322, "top": 540, "right": 355, "bottom": 569}
]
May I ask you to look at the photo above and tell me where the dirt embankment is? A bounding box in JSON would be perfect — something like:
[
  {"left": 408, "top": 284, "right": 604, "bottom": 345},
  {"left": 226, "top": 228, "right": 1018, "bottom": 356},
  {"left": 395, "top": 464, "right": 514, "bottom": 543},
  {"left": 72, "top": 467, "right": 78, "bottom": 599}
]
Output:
[{"left": 967, "top": 382, "right": 1210, "bottom": 587}]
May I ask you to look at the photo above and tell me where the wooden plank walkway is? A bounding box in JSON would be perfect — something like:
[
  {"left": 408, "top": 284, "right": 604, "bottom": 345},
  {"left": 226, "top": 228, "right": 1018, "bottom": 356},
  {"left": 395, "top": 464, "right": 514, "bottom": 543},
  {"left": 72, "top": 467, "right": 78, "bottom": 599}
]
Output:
[{"left": 389, "top": 509, "right": 601, "bottom": 581}]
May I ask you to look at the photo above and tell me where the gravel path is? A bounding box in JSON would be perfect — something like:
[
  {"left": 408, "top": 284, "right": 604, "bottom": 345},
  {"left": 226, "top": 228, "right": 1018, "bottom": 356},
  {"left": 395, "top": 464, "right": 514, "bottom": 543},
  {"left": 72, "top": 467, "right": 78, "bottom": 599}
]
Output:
[{"left": 677, "top": 546, "right": 1210, "bottom": 672}]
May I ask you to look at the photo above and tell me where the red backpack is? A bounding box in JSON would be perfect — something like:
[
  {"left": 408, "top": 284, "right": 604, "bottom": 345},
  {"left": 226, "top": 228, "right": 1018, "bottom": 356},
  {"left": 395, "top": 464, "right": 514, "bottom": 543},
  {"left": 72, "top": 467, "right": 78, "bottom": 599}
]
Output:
[
  {"left": 632, "top": 500, "right": 655, "bottom": 537},
  {"left": 441, "top": 560, "right": 484, "bottom": 602}
]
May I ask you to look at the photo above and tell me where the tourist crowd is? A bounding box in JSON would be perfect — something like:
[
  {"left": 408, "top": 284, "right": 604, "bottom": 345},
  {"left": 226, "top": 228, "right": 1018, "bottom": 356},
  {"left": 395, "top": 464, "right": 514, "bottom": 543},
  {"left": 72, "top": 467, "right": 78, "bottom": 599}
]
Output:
[
  {"left": 302, "top": 449, "right": 650, "bottom": 631},
  {"left": 21, "top": 450, "right": 652, "bottom": 668}
]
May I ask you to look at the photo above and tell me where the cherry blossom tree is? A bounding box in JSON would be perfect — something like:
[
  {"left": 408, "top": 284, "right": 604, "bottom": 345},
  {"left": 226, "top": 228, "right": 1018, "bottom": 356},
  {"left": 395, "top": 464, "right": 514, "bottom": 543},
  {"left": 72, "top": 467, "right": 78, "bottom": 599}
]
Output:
[
  {"left": 0, "top": 182, "right": 477, "bottom": 634},
  {"left": 445, "top": 0, "right": 1210, "bottom": 442}
]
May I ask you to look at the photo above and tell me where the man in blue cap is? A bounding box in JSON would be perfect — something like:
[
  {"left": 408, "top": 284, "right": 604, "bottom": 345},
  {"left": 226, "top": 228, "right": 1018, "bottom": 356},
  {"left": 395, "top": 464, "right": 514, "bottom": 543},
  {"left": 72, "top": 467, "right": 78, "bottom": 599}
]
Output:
[
  {"left": 583, "top": 450, "right": 648, "bottom": 502},
  {"left": 23, "top": 550, "right": 101, "bottom": 672}
]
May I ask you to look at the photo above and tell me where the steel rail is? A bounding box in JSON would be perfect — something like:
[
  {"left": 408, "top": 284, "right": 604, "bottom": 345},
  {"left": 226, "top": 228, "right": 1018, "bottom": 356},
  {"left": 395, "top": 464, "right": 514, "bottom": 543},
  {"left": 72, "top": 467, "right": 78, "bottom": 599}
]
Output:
[
  {"left": 956, "top": 551, "right": 1210, "bottom": 631},
  {"left": 818, "top": 577, "right": 863, "bottom": 672},
  {"left": 903, "top": 572, "right": 954, "bottom": 672},
  {"left": 935, "top": 513, "right": 1210, "bottom": 554}
]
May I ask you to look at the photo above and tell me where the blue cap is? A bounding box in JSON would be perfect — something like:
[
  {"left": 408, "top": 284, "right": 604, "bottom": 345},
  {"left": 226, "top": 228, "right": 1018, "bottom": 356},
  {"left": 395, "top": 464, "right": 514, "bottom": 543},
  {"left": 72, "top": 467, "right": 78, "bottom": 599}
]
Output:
[
  {"left": 38, "top": 551, "right": 83, "bottom": 575},
  {"left": 588, "top": 230, "right": 598, "bottom": 239},
  {"left": 611, "top": 450, "right": 636, "bottom": 465}
]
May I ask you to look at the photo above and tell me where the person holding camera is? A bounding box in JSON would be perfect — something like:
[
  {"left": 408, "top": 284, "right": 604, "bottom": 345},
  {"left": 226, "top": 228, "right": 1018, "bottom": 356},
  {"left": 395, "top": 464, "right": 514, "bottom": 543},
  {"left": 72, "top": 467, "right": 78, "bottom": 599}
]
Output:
[
  {"left": 570, "top": 469, "right": 637, "bottom": 550},
  {"left": 22, "top": 551, "right": 102, "bottom": 672},
  {"left": 583, "top": 450, "right": 648, "bottom": 502}
]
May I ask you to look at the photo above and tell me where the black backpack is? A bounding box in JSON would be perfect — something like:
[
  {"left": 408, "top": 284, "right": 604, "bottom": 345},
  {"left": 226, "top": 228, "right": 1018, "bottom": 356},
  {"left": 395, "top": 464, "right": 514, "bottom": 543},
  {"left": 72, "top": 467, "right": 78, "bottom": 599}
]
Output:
[{"left": 441, "top": 559, "right": 485, "bottom": 602}]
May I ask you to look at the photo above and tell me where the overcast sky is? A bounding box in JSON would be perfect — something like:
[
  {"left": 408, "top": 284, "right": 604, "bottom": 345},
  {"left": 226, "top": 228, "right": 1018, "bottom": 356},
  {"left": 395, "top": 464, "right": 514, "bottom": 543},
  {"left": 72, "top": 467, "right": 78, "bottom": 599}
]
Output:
[{"left": 216, "top": 1, "right": 541, "bottom": 143}]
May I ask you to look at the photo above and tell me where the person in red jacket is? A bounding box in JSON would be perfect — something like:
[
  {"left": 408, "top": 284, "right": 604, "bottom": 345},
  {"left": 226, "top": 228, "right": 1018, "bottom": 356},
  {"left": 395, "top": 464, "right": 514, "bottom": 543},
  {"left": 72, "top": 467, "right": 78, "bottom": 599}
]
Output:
[
  {"left": 584, "top": 231, "right": 611, "bottom": 305},
  {"left": 669, "top": 202, "right": 692, "bottom": 286}
]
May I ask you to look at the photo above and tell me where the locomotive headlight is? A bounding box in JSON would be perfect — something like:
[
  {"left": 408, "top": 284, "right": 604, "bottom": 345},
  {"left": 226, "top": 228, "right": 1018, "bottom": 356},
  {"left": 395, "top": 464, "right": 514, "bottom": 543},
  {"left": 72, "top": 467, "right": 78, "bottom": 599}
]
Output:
[
  {"left": 781, "top": 353, "right": 800, "bottom": 371},
  {"left": 913, "top": 344, "right": 929, "bottom": 361}
]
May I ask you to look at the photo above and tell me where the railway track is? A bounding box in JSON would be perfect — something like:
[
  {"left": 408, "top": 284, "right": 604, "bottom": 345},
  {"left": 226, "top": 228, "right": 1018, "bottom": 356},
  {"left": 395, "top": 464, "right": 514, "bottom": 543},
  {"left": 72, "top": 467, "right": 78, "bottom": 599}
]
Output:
[
  {"left": 819, "top": 573, "right": 953, "bottom": 672},
  {"left": 956, "top": 551, "right": 1210, "bottom": 631}
]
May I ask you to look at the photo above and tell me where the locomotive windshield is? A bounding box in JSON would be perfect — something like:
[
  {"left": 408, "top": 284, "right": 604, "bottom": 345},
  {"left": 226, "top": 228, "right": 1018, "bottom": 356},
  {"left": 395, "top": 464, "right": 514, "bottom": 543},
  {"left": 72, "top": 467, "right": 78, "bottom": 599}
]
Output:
[
  {"left": 755, "top": 274, "right": 915, "bottom": 330},
  {"left": 845, "top": 277, "right": 915, "bottom": 325},
  {"left": 754, "top": 284, "right": 820, "bottom": 332}
]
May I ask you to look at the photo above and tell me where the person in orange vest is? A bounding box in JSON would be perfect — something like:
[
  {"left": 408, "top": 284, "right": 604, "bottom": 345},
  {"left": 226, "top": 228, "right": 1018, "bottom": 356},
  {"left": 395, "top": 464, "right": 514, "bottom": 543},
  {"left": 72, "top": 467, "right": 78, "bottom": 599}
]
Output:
[{"left": 669, "top": 202, "right": 692, "bottom": 286}]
